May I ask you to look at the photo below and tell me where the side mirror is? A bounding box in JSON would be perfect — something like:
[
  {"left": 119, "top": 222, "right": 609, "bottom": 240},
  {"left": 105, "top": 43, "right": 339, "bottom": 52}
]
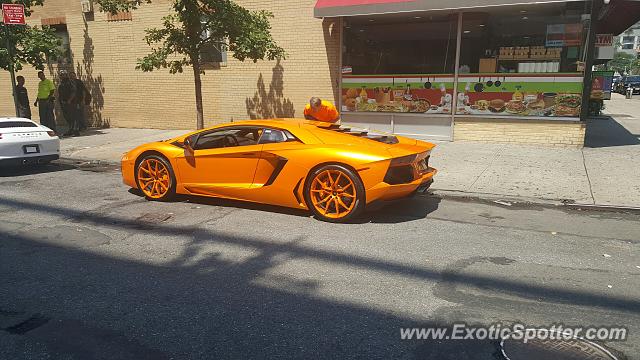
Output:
[{"left": 184, "top": 135, "right": 196, "bottom": 151}]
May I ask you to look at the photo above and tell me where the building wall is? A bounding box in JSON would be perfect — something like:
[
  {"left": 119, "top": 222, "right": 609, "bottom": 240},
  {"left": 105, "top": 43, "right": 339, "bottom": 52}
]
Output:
[
  {"left": 0, "top": 0, "right": 341, "bottom": 130},
  {"left": 0, "top": 0, "right": 587, "bottom": 147},
  {"left": 453, "top": 119, "right": 586, "bottom": 148},
  {"left": 618, "top": 21, "right": 640, "bottom": 57}
]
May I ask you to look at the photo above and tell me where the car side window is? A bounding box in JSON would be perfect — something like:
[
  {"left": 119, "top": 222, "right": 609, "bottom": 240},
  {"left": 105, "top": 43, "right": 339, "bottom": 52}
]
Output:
[
  {"left": 258, "top": 128, "right": 299, "bottom": 144},
  {"left": 194, "top": 127, "right": 262, "bottom": 150}
]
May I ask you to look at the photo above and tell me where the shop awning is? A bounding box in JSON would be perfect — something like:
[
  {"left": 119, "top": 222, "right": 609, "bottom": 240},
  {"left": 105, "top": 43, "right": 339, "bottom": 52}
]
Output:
[
  {"left": 314, "top": 0, "right": 575, "bottom": 18},
  {"left": 598, "top": 0, "right": 640, "bottom": 35}
]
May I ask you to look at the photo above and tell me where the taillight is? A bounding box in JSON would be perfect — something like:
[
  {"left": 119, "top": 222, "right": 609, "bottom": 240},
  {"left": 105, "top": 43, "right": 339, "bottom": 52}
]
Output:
[
  {"left": 385, "top": 154, "right": 417, "bottom": 185},
  {"left": 389, "top": 154, "right": 417, "bottom": 166},
  {"left": 47, "top": 131, "right": 56, "bottom": 137}
]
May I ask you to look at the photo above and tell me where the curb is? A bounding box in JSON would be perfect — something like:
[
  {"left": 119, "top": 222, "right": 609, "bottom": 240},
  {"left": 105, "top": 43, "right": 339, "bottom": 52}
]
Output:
[
  {"left": 430, "top": 189, "right": 565, "bottom": 208},
  {"left": 561, "top": 202, "right": 640, "bottom": 213},
  {"left": 430, "top": 189, "right": 640, "bottom": 214}
]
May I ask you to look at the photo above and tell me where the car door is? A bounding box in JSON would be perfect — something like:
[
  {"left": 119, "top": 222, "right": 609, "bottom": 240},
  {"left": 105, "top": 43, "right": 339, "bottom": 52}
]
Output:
[
  {"left": 175, "top": 126, "right": 263, "bottom": 195},
  {"left": 252, "top": 128, "right": 306, "bottom": 187}
]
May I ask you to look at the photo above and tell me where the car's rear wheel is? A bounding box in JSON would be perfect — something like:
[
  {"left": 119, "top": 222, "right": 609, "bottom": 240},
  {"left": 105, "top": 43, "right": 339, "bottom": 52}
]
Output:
[
  {"left": 136, "top": 154, "right": 176, "bottom": 201},
  {"left": 304, "top": 164, "right": 365, "bottom": 222}
]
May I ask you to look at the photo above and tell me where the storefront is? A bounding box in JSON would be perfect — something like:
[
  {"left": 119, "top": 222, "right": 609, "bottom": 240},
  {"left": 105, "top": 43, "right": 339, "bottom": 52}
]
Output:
[
  {"left": 315, "top": 0, "right": 597, "bottom": 144},
  {"left": 3, "top": 0, "right": 638, "bottom": 142}
]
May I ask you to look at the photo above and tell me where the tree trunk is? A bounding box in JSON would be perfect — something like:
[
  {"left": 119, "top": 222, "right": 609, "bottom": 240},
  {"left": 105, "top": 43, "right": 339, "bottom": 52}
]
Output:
[{"left": 192, "top": 58, "right": 204, "bottom": 130}]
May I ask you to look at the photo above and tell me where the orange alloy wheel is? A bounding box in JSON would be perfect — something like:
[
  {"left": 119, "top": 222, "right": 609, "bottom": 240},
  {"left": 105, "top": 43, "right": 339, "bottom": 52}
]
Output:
[
  {"left": 309, "top": 168, "right": 359, "bottom": 220},
  {"left": 137, "top": 157, "right": 172, "bottom": 200}
]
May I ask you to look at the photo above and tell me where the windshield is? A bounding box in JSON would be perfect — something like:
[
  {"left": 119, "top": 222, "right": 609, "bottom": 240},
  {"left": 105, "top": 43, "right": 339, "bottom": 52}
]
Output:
[{"left": 625, "top": 76, "right": 640, "bottom": 83}]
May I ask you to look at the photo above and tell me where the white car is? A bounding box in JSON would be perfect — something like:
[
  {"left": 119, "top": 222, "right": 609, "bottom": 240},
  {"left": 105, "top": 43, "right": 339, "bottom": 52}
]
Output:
[{"left": 0, "top": 117, "right": 60, "bottom": 166}]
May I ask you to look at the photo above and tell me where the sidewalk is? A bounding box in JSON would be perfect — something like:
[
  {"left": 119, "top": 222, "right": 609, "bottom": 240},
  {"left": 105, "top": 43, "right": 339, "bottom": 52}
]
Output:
[
  {"left": 60, "top": 128, "right": 187, "bottom": 162},
  {"left": 61, "top": 95, "right": 640, "bottom": 207}
]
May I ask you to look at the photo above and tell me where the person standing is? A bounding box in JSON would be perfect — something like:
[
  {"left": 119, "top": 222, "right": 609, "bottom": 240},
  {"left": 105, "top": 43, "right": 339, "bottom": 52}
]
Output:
[
  {"left": 15, "top": 76, "right": 31, "bottom": 119},
  {"left": 303, "top": 97, "right": 340, "bottom": 123},
  {"left": 34, "top": 71, "right": 56, "bottom": 132},
  {"left": 57, "top": 70, "right": 78, "bottom": 136},
  {"left": 69, "top": 72, "right": 91, "bottom": 132}
]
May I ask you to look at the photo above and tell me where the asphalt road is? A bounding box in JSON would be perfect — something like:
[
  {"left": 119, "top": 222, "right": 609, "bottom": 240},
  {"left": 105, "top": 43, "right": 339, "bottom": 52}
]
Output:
[{"left": 1, "top": 161, "right": 639, "bottom": 359}]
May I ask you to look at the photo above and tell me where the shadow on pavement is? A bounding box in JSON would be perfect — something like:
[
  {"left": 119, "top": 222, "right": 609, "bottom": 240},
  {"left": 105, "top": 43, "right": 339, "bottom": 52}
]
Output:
[
  {"left": 0, "top": 196, "right": 635, "bottom": 359},
  {"left": 366, "top": 195, "right": 441, "bottom": 224},
  {"left": 0, "top": 162, "right": 76, "bottom": 178},
  {"left": 585, "top": 116, "right": 640, "bottom": 148},
  {"left": 127, "top": 189, "right": 442, "bottom": 224},
  {"left": 59, "top": 128, "right": 108, "bottom": 139}
]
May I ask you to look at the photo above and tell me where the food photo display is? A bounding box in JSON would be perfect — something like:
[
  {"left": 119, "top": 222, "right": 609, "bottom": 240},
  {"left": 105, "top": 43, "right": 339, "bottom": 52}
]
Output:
[{"left": 341, "top": 74, "right": 583, "bottom": 118}]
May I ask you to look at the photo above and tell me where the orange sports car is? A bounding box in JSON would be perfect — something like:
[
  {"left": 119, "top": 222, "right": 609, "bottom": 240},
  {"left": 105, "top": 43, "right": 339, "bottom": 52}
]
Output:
[{"left": 121, "top": 119, "right": 437, "bottom": 222}]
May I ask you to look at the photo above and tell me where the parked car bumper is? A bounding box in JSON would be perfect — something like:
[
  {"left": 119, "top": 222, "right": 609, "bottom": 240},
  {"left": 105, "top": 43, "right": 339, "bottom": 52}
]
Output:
[{"left": 0, "top": 154, "right": 59, "bottom": 166}]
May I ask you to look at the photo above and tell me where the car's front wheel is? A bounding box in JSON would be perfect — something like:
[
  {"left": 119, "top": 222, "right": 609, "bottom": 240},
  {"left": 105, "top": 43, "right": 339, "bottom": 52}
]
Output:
[
  {"left": 136, "top": 154, "right": 176, "bottom": 201},
  {"left": 304, "top": 164, "right": 365, "bottom": 222}
]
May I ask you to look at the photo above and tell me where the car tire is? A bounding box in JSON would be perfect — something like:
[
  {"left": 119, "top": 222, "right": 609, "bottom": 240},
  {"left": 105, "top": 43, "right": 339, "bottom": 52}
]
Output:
[
  {"left": 304, "top": 164, "right": 365, "bottom": 223},
  {"left": 135, "top": 154, "right": 176, "bottom": 201}
]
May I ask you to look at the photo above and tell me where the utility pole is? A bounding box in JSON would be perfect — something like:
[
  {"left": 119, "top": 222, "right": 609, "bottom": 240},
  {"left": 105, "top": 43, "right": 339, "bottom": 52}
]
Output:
[{"left": 4, "top": 23, "right": 20, "bottom": 116}]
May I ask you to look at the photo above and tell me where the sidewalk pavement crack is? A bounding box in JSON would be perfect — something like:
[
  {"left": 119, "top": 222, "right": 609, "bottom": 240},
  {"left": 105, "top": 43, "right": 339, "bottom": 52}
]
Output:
[
  {"left": 581, "top": 148, "right": 596, "bottom": 205},
  {"left": 467, "top": 146, "right": 505, "bottom": 192}
]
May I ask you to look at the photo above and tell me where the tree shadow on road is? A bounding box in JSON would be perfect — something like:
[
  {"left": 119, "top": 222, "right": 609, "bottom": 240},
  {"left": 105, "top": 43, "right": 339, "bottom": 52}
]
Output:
[{"left": 0, "top": 196, "right": 636, "bottom": 359}]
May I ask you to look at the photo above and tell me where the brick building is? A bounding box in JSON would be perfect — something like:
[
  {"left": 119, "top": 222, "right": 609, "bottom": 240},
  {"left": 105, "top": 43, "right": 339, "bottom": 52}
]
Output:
[
  {"left": 2, "top": 0, "right": 640, "bottom": 147},
  {"left": 1, "top": 0, "right": 340, "bottom": 130}
]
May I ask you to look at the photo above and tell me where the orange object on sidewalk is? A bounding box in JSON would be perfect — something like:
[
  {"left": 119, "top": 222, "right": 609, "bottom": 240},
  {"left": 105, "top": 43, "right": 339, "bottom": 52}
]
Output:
[{"left": 303, "top": 100, "right": 340, "bottom": 122}]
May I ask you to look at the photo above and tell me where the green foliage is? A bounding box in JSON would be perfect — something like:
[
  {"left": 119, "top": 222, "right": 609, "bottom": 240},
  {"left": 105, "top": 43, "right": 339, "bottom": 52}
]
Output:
[
  {"left": 0, "top": 1, "right": 62, "bottom": 71},
  {"left": 607, "top": 52, "right": 639, "bottom": 75},
  {"left": 95, "top": 0, "right": 285, "bottom": 128},
  {"left": 97, "top": 0, "right": 286, "bottom": 73},
  {"left": 96, "top": 0, "right": 151, "bottom": 14}
]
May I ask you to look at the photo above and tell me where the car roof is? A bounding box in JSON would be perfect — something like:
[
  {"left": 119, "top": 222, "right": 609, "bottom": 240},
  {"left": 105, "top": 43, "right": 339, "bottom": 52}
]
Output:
[
  {"left": 210, "top": 118, "right": 406, "bottom": 148},
  {"left": 215, "top": 118, "right": 331, "bottom": 131}
]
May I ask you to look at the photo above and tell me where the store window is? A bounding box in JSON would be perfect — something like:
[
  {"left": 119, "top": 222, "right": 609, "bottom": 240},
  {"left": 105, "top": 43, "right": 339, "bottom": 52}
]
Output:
[
  {"left": 341, "top": 13, "right": 458, "bottom": 114},
  {"left": 457, "top": 2, "right": 591, "bottom": 118}
]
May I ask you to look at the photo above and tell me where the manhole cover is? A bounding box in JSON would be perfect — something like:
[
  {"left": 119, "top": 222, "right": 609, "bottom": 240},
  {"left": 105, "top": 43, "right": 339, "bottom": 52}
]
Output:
[
  {"left": 501, "top": 331, "right": 619, "bottom": 360},
  {"left": 135, "top": 212, "right": 173, "bottom": 224}
]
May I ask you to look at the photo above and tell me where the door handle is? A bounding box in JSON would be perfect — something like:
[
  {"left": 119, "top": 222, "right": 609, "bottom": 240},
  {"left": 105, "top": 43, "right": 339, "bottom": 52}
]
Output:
[{"left": 241, "top": 152, "right": 256, "bottom": 156}]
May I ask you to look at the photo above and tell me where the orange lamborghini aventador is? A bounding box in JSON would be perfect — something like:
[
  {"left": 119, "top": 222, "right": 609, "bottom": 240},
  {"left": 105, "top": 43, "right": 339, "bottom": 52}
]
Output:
[{"left": 121, "top": 119, "right": 437, "bottom": 222}]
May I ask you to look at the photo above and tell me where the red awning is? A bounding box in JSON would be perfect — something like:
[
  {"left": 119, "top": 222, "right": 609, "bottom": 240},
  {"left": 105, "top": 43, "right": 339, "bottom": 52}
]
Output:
[{"left": 314, "top": 0, "right": 577, "bottom": 18}]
